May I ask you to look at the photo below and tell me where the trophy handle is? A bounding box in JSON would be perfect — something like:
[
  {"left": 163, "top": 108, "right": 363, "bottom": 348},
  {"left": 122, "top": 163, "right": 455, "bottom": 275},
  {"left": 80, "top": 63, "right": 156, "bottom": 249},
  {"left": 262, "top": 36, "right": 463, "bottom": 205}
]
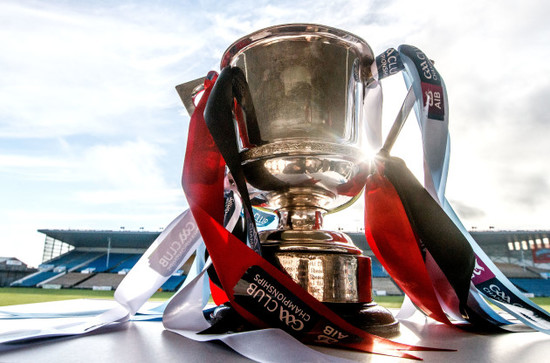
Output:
[
  {"left": 175, "top": 77, "right": 206, "bottom": 117},
  {"left": 324, "top": 191, "right": 364, "bottom": 216}
]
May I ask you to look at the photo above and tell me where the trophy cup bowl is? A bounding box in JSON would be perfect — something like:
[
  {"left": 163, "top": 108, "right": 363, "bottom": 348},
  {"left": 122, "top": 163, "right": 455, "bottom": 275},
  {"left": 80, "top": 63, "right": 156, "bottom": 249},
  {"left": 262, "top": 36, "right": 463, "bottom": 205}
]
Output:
[{"left": 220, "top": 24, "right": 398, "bottom": 335}]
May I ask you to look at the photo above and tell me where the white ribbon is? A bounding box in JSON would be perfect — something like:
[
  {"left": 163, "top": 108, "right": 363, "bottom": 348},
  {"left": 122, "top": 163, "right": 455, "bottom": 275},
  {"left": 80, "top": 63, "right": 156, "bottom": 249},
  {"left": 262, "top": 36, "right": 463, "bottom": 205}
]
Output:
[
  {"left": 0, "top": 210, "right": 200, "bottom": 344},
  {"left": 0, "top": 206, "right": 352, "bottom": 362}
]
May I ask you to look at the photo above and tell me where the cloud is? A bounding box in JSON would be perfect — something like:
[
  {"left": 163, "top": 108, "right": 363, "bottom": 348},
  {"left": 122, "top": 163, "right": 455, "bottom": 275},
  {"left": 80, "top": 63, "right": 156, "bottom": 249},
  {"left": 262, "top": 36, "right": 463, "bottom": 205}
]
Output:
[
  {"left": 449, "top": 200, "right": 487, "bottom": 220},
  {"left": 1, "top": 0, "right": 550, "bottom": 267},
  {"left": 0, "top": 153, "right": 79, "bottom": 182},
  {"left": 82, "top": 140, "right": 166, "bottom": 188},
  {"left": 0, "top": 154, "right": 73, "bottom": 169},
  {"left": 0, "top": 1, "right": 207, "bottom": 139},
  {"left": 0, "top": 137, "right": 185, "bottom": 211},
  {"left": 72, "top": 139, "right": 185, "bottom": 207}
]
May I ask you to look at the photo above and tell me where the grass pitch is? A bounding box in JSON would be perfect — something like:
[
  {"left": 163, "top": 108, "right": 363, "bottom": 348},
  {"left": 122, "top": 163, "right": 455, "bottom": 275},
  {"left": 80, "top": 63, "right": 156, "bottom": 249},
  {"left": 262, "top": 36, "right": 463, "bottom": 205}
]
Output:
[
  {"left": 2, "top": 287, "right": 549, "bottom": 312},
  {"left": 0, "top": 287, "right": 173, "bottom": 307}
]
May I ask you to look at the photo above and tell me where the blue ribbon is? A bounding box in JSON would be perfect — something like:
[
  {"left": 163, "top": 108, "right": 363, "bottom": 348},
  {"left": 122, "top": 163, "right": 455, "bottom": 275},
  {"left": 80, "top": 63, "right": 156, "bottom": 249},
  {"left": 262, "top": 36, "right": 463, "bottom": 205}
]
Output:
[{"left": 373, "top": 45, "right": 550, "bottom": 332}]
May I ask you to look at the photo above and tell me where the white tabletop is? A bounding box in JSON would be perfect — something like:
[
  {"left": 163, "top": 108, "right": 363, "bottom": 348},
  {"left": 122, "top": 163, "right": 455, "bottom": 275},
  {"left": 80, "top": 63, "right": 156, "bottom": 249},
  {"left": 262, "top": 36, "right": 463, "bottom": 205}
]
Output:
[{"left": 0, "top": 300, "right": 548, "bottom": 362}]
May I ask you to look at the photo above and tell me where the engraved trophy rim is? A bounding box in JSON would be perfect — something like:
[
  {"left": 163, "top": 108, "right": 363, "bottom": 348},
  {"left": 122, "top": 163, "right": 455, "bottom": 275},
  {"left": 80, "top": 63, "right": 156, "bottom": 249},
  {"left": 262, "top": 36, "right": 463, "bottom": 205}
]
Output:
[
  {"left": 241, "top": 139, "right": 366, "bottom": 163},
  {"left": 221, "top": 23, "right": 374, "bottom": 79}
]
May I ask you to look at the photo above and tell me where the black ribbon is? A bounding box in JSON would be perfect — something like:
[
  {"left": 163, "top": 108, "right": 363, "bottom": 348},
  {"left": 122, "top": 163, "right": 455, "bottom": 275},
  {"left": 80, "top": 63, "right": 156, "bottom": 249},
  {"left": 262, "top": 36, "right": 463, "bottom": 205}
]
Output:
[
  {"left": 204, "top": 67, "right": 261, "bottom": 254},
  {"left": 381, "top": 155, "right": 474, "bottom": 315}
]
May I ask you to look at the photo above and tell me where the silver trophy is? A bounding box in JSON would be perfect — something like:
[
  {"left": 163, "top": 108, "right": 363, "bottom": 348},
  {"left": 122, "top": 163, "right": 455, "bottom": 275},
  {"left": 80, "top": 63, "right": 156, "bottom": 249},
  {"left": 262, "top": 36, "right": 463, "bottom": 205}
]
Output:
[{"left": 180, "top": 24, "right": 398, "bottom": 335}]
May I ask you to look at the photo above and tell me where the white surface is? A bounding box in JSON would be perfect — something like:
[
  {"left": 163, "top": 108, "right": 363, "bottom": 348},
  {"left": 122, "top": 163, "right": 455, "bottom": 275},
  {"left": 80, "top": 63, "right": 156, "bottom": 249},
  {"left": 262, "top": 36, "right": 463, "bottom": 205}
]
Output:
[{"left": 0, "top": 299, "right": 549, "bottom": 362}]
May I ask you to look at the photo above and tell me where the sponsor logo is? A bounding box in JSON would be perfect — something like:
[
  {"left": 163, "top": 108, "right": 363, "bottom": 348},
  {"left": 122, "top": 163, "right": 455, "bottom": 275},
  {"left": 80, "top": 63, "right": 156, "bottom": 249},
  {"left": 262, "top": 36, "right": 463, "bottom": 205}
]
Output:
[
  {"left": 533, "top": 248, "right": 550, "bottom": 263},
  {"left": 421, "top": 82, "right": 445, "bottom": 121},
  {"left": 482, "top": 283, "right": 521, "bottom": 306},
  {"left": 471, "top": 257, "right": 495, "bottom": 284},
  {"left": 376, "top": 48, "right": 404, "bottom": 80},
  {"left": 480, "top": 281, "right": 550, "bottom": 327},
  {"left": 253, "top": 210, "right": 276, "bottom": 227},
  {"left": 234, "top": 266, "right": 318, "bottom": 336},
  {"left": 246, "top": 282, "right": 306, "bottom": 331},
  {"left": 149, "top": 215, "right": 199, "bottom": 276},
  {"left": 472, "top": 258, "right": 485, "bottom": 278},
  {"left": 234, "top": 266, "right": 364, "bottom": 345},
  {"left": 400, "top": 45, "right": 445, "bottom": 121},
  {"left": 315, "top": 325, "right": 349, "bottom": 345},
  {"left": 415, "top": 50, "right": 438, "bottom": 82}
]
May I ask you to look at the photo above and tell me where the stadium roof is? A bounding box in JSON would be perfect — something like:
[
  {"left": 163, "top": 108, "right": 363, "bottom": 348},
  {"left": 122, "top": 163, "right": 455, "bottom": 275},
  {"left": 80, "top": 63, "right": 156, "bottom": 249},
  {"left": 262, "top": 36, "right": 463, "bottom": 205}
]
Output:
[
  {"left": 470, "top": 230, "right": 550, "bottom": 245},
  {"left": 348, "top": 230, "right": 550, "bottom": 251},
  {"left": 39, "top": 228, "right": 550, "bottom": 251},
  {"left": 38, "top": 229, "right": 160, "bottom": 249}
]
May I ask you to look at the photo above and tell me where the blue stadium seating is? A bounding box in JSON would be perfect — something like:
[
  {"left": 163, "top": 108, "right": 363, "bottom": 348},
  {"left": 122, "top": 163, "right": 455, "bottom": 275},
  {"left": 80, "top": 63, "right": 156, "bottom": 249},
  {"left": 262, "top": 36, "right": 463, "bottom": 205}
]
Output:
[
  {"left": 510, "top": 278, "right": 550, "bottom": 297},
  {"left": 11, "top": 271, "right": 59, "bottom": 287},
  {"left": 371, "top": 258, "right": 389, "bottom": 277},
  {"left": 44, "top": 251, "right": 103, "bottom": 271},
  {"left": 39, "top": 251, "right": 83, "bottom": 269},
  {"left": 161, "top": 275, "right": 187, "bottom": 292},
  {"left": 12, "top": 251, "right": 104, "bottom": 287},
  {"left": 111, "top": 254, "right": 141, "bottom": 272},
  {"left": 78, "top": 253, "right": 134, "bottom": 273}
]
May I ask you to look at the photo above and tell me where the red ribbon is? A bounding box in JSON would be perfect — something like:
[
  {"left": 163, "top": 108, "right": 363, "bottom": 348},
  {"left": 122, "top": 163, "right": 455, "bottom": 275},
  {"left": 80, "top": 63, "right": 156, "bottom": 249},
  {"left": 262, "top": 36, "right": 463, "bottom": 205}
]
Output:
[{"left": 365, "top": 171, "right": 452, "bottom": 324}]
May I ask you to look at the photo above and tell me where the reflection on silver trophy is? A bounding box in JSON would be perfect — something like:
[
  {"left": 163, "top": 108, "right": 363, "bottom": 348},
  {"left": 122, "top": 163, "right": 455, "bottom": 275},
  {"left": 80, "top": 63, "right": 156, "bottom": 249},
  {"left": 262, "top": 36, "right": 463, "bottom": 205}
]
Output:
[{"left": 181, "top": 24, "right": 398, "bottom": 335}]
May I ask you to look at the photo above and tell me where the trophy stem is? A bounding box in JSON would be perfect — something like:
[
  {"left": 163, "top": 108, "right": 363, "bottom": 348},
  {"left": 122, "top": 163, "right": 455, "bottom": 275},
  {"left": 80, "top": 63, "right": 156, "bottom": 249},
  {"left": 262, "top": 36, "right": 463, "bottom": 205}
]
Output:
[
  {"left": 276, "top": 208, "right": 325, "bottom": 231},
  {"left": 259, "top": 196, "right": 399, "bottom": 337}
]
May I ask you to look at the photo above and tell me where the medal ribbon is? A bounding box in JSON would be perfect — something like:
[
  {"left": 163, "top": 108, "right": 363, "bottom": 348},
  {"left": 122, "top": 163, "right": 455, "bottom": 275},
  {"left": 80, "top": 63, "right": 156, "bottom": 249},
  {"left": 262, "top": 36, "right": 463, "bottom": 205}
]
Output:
[{"left": 366, "top": 45, "right": 550, "bottom": 332}]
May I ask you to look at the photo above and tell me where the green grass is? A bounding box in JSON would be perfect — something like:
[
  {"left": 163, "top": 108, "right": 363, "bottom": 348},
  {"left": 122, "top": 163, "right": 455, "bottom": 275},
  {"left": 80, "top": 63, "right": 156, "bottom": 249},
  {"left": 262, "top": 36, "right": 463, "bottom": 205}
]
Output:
[
  {"left": 373, "top": 295, "right": 550, "bottom": 312},
  {"left": 1, "top": 288, "right": 550, "bottom": 313},
  {"left": 372, "top": 295, "right": 405, "bottom": 309},
  {"left": 531, "top": 297, "right": 550, "bottom": 311},
  {"left": 0, "top": 287, "right": 174, "bottom": 307}
]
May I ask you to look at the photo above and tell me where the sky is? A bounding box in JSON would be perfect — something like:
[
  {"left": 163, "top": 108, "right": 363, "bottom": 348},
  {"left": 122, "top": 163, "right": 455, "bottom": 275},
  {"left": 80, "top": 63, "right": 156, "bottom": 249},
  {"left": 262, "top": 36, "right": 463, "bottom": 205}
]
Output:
[{"left": 1, "top": 0, "right": 549, "bottom": 267}]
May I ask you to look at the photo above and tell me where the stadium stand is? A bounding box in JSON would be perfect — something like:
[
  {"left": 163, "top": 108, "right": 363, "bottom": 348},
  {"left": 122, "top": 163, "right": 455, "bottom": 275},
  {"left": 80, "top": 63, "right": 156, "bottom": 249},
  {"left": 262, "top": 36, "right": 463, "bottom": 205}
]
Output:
[
  {"left": 372, "top": 277, "right": 402, "bottom": 296},
  {"left": 510, "top": 279, "right": 550, "bottom": 297},
  {"left": 11, "top": 251, "right": 104, "bottom": 287},
  {"left": 160, "top": 275, "right": 187, "bottom": 292},
  {"left": 43, "top": 250, "right": 103, "bottom": 271},
  {"left": 77, "top": 253, "right": 135, "bottom": 273},
  {"left": 46, "top": 272, "right": 92, "bottom": 288},
  {"left": 10, "top": 230, "right": 162, "bottom": 290},
  {"left": 75, "top": 273, "right": 126, "bottom": 290},
  {"left": 0, "top": 257, "right": 37, "bottom": 287},
  {"left": 9, "top": 228, "right": 550, "bottom": 298},
  {"left": 494, "top": 263, "right": 540, "bottom": 278},
  {"left": 371, "top": 258, "right": 390, "bottom": 278},
  {"left": 111, "top": 254, "right": 141, "bottom": 273},
  {"left": 12, "top": 270, "right": 59, "bottom": 287}
]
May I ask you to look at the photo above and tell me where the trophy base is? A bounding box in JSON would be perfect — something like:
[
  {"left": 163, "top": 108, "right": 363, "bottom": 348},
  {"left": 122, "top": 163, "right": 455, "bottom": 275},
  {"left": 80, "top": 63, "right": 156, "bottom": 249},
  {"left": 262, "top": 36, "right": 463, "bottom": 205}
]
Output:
[
  {"left": 324, "top": 301, "right": 399, "bottom": 338},
  {"left": 260, "top": 228, "right": 400, "bottom": 336},
  {"left": 204, "top": 301, "right": 398, "bottom": 337}
]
